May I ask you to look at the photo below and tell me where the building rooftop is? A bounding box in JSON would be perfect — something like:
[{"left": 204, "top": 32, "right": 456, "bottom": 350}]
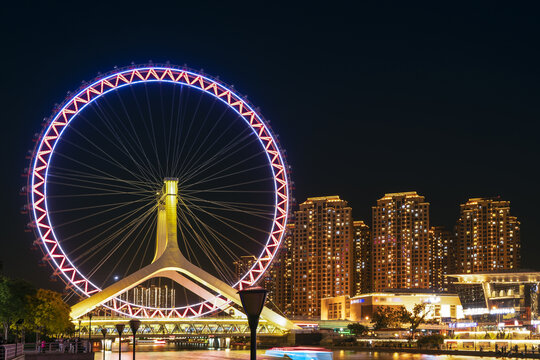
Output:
[{"left": 447, "top": 270, "right": 540, "bottom": 283}]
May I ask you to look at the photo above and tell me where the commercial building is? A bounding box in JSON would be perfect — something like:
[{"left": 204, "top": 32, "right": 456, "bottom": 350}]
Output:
[
  {"left": 447, "top": 271, "right": 540, "bottom": 325},
  {"left": 455, "top": 198, "right": 520, "bottom": 274},
  {"left": 352, "top": 220, "right": 371, "bottom": 295},
  {"left": 321, "top": 290, "right": 463, "bottom": 322},
  {"left": 290, "top": 196, "right": 353, "bottom": 318},
  {"left": 372, "top": 192, "right": 430, "bottom": 291}
]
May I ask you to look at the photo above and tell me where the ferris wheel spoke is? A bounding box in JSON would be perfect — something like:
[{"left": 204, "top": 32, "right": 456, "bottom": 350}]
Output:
[
  {"left": 108, "top": 88, "right": 164, "bottom": 183},
  {"left": 76, "top": 204, "right": 155, "bottom": 273},
  {"left": 48, "top": 198, "right": 153, "bottom": 215},
  {"left": 177, "top": 126, "right": 255, "bottom": 185},
  {"left": 178, "top": 90, "right": 221, "bottom": 172},
  {"left": 46, "top": 179, "right": 151, "bottom": 197},
  {"left": 180, "top": 194, "right": 273, "bottom": 219},
  {"left": 176, "top": 208, "right": 203, "bottom": 268},
  {"left": 51, "top": 148, "right": 155, "bottom": 193},
  {"left": 169, "top": 84, "right": 189, "bottom": 177},
  {"left": 52, "top": 194, "right": 155, "bottom": 230},
  {"left": 180, "top": 196, "right": 276, "bottom": 212},
  {"left": 176, "top": 114, "right": 253, "bottom": 183},
  {"left": 177, "top": 205, "right": 238, "bottom": 283},
  {"left": 180, "top": 197, "right": 267, "bottom": 247},
  {"left": 49, "top": 165, "right": 155, "bottom": 192},
  {"left": 63, "top": 201, "right": 156, "bottom": 255},
  {"left": 180, "top": 203, "right": 251, "bottom": 261},
  {"left": 129, "top": 213, "right": 158, "bottom": 276},
  {"left": 69, "top": 110, "right": 160, "bottom": 186},
  {"left": 180, "top": 161, "right": 269, "bottom": 190},
  {"left": 173, "top": 93, "right": 223, "bottom": 177},
  {"left": 48, "top": 171, "right": 152, "bottom": 194},
  {"left": 182, "top": 177, "right": 276, "bottom": 196},
  {"left": 171, "top": 88, "right": 205, "bottom": 177},
  {"left": 97, "top": 211, "right": 156, "bottom": 287},
  {"left": 141, "top": 82, "right": 165, "bottom": 179}
]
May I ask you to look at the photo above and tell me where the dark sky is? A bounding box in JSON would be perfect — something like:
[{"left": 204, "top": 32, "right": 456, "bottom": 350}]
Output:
[{"left": 2, "top": 2, "right": 540, "bottom": 291}]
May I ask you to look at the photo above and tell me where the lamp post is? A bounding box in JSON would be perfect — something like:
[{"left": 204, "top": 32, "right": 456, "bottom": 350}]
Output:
[
  {"left": 78, "top": 320, "right": 82, "bottom": 339},
  {"left": 238, "top": 286, "right": 268, "bottom": 360},
  {"left": 88, "top": 314, "right": 93, "bottom": 354},
  {"left": 101, "top": 328, "right": 107, "bottom": 360},
  {"left": 115, "top": 324, "right": 125, "bottom": 360},
  {"left": 128, "top": 320, "right": 141, "bottom": 360}
]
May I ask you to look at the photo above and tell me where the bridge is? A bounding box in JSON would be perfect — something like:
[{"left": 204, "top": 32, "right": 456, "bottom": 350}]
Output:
[{"left": 76, "top": 316, "right": 288, "bottom": 338}]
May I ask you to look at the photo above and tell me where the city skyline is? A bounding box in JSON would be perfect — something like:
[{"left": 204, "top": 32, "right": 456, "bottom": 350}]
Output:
[
  {"left": 2, "top": 3, "right": 540, "bottom": 291},
  {"left": 264, "top": 192, "right": 523, "bottom": 318}
]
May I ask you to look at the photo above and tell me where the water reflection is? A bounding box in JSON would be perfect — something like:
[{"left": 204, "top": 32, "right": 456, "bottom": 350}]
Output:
[{"left": 94, "top": 349, "right": 500, "bottom": 360}]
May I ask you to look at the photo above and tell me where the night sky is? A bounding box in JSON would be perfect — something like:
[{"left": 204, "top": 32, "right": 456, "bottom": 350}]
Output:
[{"left": 2, "top": 3, "right": 540, "bottom": 291}]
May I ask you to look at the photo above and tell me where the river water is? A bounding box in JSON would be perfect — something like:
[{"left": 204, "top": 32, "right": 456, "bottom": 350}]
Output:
[{"left": 93, "top": 349, "right": 499, "bottom": 360}]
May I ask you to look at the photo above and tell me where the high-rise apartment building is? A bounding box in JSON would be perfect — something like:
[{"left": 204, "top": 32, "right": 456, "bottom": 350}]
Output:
[
  {"left": 233, "top": 255, "right": 257, "bottom": 280},
  {"left": 261, "top": 223, "right": 294, "bottom": 315},
  {"left": 291, "top": 196, "right": 353, "bottom": 318},
  {"left": 429, "top": 226, "right": 455, "bottom": 291},
  {"left": 455, "top": 198, "right": 520, "bottom": 273},
  {"left": 118, "top": 284, "right": 176, "bottom": 308},
  {"left": 352, "top": 220, "right": 371, "bottom": 295},
  {"left": 372, "top": 192, "right": 430, "bottom": 291}
]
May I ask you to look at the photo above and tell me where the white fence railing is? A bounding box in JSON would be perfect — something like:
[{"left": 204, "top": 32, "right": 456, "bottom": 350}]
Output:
[{"left": 0, "top": 344, "right": 23, "bottom": 360}]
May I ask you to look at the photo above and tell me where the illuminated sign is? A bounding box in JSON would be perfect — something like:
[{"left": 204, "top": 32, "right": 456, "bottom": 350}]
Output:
[
  {"left": 449, "top": 322, "right": 477, "bottom": 328},
  {"left": 490, "top": 308, "right": 515, "bottom": 315},
  {"left": 351, "top": 298, "right": 365, "bottom": 304},
  {"left": 463, "top": 308, "right": 489, "bottom": 315}
]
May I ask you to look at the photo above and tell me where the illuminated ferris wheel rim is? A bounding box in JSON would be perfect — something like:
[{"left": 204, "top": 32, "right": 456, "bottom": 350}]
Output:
[{"left": 29, "top": 64, "right": 290, "bottom": 317}]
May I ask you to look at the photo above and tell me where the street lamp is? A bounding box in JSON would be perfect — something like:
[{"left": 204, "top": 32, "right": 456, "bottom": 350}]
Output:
[
  {"left": 88, "top": 314, "right": 93, "bottom": 354},
  {"left": 100, "top": 328, "right": 107, "bottom": 360},
  {"left": 129, "top": 319, "right": 141, "bottom": 360},
  {"left": 238, "top": 286, "right": 268, "bottom": 360},
  {"left": 115, "top": 324, "right": 125, "bottom": 360}
]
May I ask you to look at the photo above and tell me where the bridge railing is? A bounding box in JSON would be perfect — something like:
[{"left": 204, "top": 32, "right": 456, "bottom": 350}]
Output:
[{"left": 0, "top": 344, "right": 23, "bottom": 360}]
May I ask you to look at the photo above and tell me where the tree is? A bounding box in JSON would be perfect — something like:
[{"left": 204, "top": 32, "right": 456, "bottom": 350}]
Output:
[
  {"left": 399, "top": 303, "right": 432, "bottom": 337},
  {"left": 347, "top": 323, "right": 368, "bottom": 336},
  {"left": 0, "top": 276, "right": 35, "bottom": 340},
  {"left": 28, "top": 289, "right": 73, "bottom": 336},
  {"left": 371, "top": 306, "right": 405, "bottom": 330}
]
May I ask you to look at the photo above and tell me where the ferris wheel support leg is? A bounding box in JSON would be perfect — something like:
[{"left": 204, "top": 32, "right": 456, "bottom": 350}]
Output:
[
  {"left": 70, "top": 260, "right": 167, "bottom": 319},
  {"left": 168, "top": 258, "right": 298, "bottom": 330},
  {"left": 159, "top": 270, "right": 243, "bottom": 318}
]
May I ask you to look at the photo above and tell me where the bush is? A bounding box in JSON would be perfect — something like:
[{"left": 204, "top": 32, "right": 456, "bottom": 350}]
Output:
[{"left": 416, "top": 334, "right": 444, "bottom": 348}]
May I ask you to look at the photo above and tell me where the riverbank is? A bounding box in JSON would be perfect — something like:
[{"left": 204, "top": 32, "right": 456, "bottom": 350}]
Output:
[{"left": 333, "top": 346, "right": 540, "bottom": 358}]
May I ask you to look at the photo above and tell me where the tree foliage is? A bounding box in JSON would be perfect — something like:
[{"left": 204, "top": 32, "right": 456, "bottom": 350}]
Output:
[
  {"left": 371, "top": 304, "right": 431, "bottom": 333},
  {"left": 0, "top": 276, "right": 35, "bottom": 339},
  {"left": 400, "top": 303, "right": 431, "bottom": 334},
  {"left": 0, "top": 276, "right": 73, "bottom": 341},
  {"left": 347, "top": 323, "right": 368, "bottom": 336},
  {"left": 371, "top": 306, "right": 406, "bottom": 330},
  {"left": 29, "top": 289, "right": 74, "bottom": 336},
  {"left": 417, "top": 334, "right": 444, "bottom": 348}
]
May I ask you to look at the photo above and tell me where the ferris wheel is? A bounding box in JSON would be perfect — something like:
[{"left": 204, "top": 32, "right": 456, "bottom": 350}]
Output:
[{"left": 25, "top": 64, "right": 291, "bottom": 319}]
